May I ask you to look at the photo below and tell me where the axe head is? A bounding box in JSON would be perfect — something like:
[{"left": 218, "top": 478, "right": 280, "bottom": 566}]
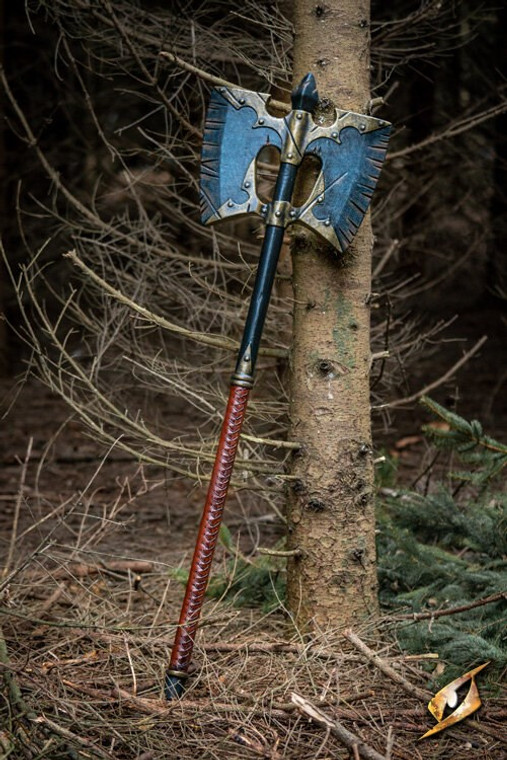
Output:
[{"left": 200, "top": 81, "right": 391, "bottom": 253}]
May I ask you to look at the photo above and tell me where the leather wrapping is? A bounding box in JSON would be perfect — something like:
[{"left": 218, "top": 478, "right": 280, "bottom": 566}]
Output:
[{"left": 169, "top": 384, "right": 250, "bottom": 674}]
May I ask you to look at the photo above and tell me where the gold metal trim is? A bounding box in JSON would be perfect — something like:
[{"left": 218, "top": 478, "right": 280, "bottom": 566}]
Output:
[
  {"left": 281, "top": 110, "right": 312, "bottom": 165},
  {"left": 166, "top": 669, "right": 189, "bottom": 679},
  {"left": 231, "top": 344, "right": 254, "bottom": 388},
  {"left": 266, "top": 200, "right": 291, "bottom": 228}
]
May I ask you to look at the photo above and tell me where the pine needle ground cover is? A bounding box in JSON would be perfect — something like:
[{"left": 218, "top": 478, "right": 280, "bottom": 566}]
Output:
[{"left": 1, "top": 386, "right": 505, "bottom": 758}]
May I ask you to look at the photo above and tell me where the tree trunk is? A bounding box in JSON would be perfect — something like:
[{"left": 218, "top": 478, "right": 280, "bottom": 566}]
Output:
[{"left": 286, "top": 0, "right": 378, "bottom": 629}]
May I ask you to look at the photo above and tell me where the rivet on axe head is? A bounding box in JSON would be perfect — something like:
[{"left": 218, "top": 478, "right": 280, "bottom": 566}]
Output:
[{"left": 165, "top": 73, "right": 391, "bottom": 699}]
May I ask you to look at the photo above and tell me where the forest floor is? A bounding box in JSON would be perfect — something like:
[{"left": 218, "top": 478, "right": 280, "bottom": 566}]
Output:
[{"left": 0, "top": 309, "right": 506, "bottom": 760}]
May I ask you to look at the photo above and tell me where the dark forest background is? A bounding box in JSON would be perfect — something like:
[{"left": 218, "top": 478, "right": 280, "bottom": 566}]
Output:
[{"left": 1, "top": 1, "right": 505, "bottom": 450}]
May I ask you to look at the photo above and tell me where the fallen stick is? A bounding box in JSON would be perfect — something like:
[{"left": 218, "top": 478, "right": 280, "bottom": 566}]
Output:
[
  {"left": 291, "top": 692, "right": 387, "bottom": 760},
  {"left": 37, "top": 584, "right": 65, "bottom": 615},
  {"left": 200, "top": 640, "right": 365, "bottom": 658},
  {"left": 4, "top": 437, "right": 33, "bottom": 575},
  {"left": 343, "top": 630, "right": 506, "bottom": 747},
  {"left": 82, "top": 629, "right": 437, "bottom": 663},
  {"left": 390, "top": 590, "right": 507, "bottom": 622},
  {"left": 63, "top": 680, "right": 372, "bottom": 721},
  {"left": 33, "top": 715, "right": 113, "bottom": 759},
  {"left": 0, "top": 622, "right": 35, "bottom": 719},
  {"left": 57, "top": 678, "right": 505, "bottom": 744},
  {"left": 343, "top": 629, "right": 429, "bottom": 702},
  {"left": 24, "top": 560, "right": 154, "bottom": 580}
]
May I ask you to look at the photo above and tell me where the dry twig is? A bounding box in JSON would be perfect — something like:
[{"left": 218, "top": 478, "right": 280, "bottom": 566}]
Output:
[
  {"left": 291, "top": 692, "right": 387, "bottom": 760},
  {"left": 3, "top": 438, "right": 33, "bottom": 576},
  {"left": 159, "top": 50, "right": 290, "bottom": 112},
  {"left": 24, "top": 560, "right": 154, "bottom": 581},
  {"left": 343, "top": 630, "right": 430, "bottom": 702},
  {"left": 390, "top": 591, "right": 507, "bottom": 623},
  {"left": 377, "top": 336, "right": 488, "bottom": 409}
]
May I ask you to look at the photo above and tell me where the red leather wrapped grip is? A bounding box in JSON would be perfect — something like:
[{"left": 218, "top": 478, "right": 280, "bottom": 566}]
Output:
[{"left": 169, "top": 384, "right": 250, "bottom": 675}]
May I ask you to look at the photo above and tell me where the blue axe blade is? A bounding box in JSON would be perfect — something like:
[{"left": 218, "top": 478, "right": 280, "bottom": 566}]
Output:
[
  {"left": 199, "top": 83, "right": 391, "bottom": 252},
  {"left": 200, "top": 87, "right": 282, "bottom": 224},
  {"left": 298, "top": 124, "right": 391, "bottom": 252}
]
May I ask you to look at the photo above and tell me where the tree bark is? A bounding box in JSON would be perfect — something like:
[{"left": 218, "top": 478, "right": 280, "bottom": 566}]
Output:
[{"left": 286, "top": 0, "right": 378, "bottom": 628}]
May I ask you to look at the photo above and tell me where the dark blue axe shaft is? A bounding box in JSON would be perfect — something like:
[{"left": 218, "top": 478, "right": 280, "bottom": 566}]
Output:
[
  {"left": 232, "top": 163, "right": 297, "bottom": 378},
  {"left": 166, "top": 75, "right": 319, "bottom": 699}
]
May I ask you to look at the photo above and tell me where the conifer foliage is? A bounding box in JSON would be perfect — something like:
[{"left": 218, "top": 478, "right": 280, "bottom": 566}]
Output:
[{"left": 377, "top": 398, "right": 506, "bottom": 681}]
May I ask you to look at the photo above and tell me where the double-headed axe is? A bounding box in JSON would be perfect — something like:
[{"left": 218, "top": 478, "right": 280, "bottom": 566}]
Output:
[{"left": 166, "top": 73, "right": 391, "bottom": 698}]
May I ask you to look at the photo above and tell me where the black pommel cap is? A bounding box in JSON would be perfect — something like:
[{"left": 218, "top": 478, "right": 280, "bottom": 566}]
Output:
[
  {"left": 165, "top": 671, "right": 186, "bottom": 700},
  {"left": 291, "top": 73, "right": 319, "bottom": 113}
]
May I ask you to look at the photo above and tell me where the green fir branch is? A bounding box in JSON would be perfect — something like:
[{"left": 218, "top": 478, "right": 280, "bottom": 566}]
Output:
[{"left": 378, "top": 397, "right": 507, "bottom": 681}]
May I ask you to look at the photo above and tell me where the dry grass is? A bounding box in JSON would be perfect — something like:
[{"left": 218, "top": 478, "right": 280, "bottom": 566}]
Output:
[
  {"left": 2, "top": 588, "right": 505, "bottom": 758},
  {"left": 1, "top": 463, "right": 505, "bottom": 760}
]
